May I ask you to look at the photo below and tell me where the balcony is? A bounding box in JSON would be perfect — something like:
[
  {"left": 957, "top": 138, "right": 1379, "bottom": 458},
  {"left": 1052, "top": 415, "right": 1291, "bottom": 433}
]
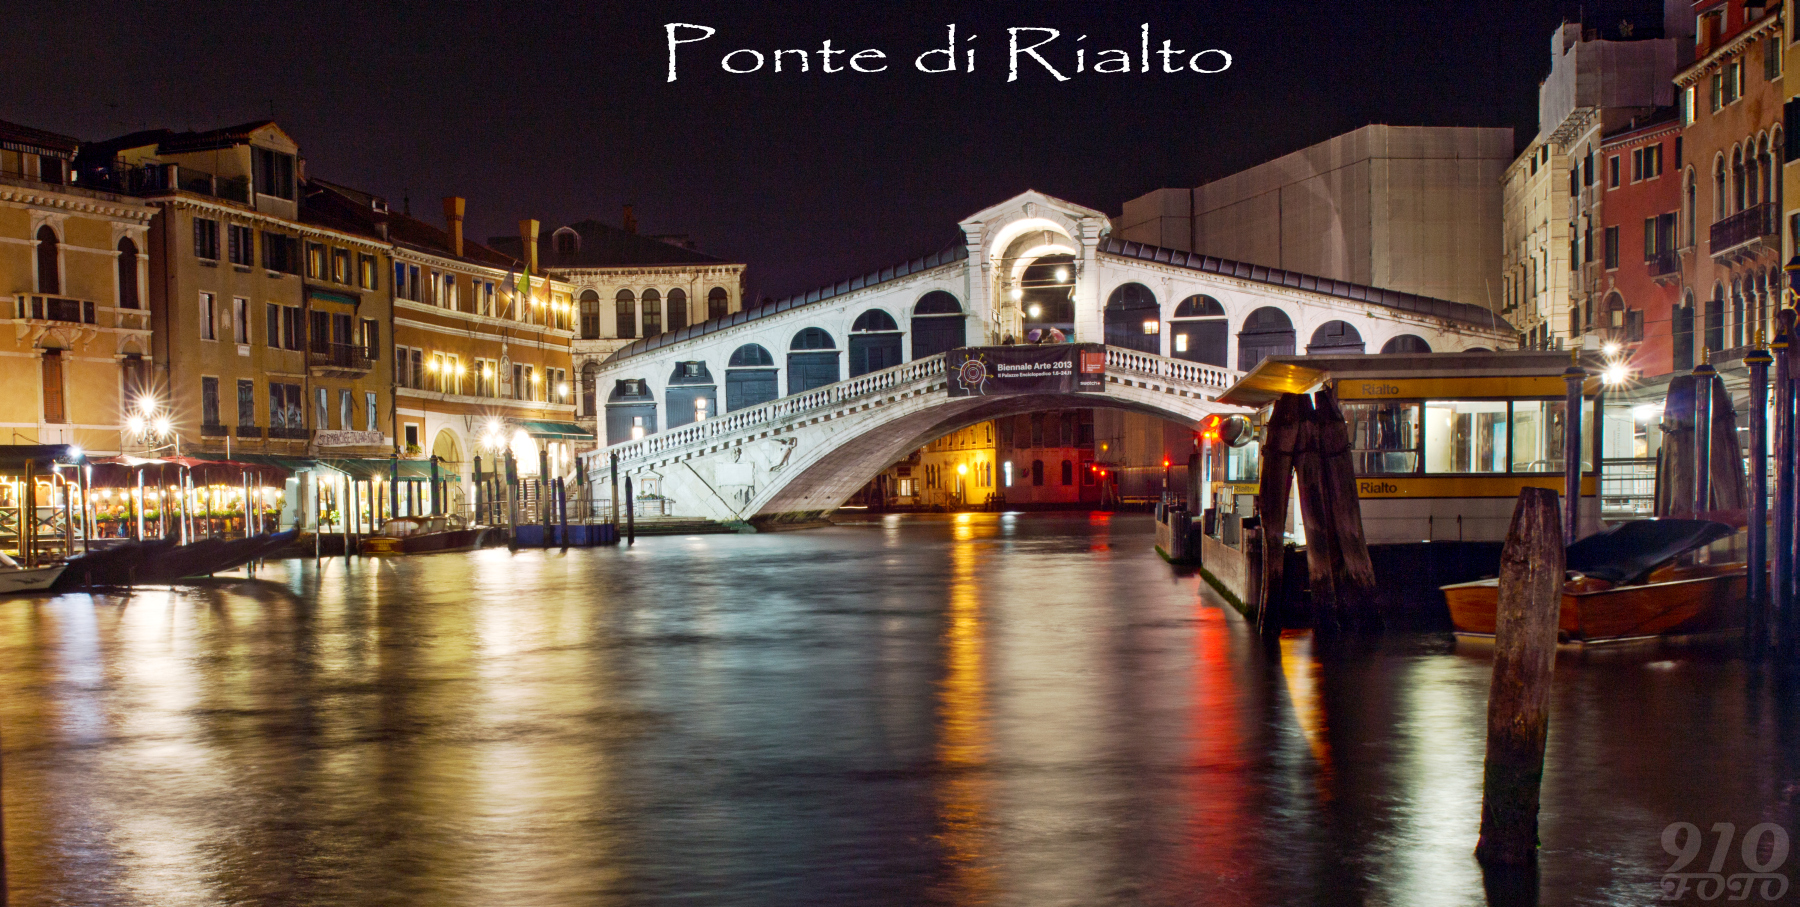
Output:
[
  {"left": 1646, "top": 248, "right": 1682, "bottom": 286},
  {"left": 200, "top": 423, "right": 229, "bottom": 438},
  {"left": 1710, "top": 202, "right": 1779, "bottom": 264},
  {"left": 235, "top": 425, "right": 263, "bottom": 438},
  {"left": 14, "top": 294, "right": 96, "bottom": 325},
  {"left": 268, "top": 425, "right": 311, "bottom": 440},
  {"left": 83, "top": 163, "right": 250, "bottom": 204},
  {"left": 308, "top": 342, "right": 375, "bottom": 378}
]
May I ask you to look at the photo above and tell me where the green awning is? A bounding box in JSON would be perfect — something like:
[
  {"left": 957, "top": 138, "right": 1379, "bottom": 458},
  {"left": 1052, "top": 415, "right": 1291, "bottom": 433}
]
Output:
[
  {"left": 518, "top": 420, "right": 592, "bottom": 440},
  {"left": 317, "top": 457, "right": 460, "bottom": 481},
  {"left": 307, "top": 287, "right": 360, "bottom": 306}
]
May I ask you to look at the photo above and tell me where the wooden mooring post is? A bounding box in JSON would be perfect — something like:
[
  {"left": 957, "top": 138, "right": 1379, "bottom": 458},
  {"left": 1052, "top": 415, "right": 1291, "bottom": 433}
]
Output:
[
  {"left": 1297, "top": 385, "right": 1381, "bottom": 636},
  {"left": 1476, "top": 486, "right": 1564, "bottom": 866},
  {"left": 1747, "top": 341, "right": 1772, "bottom": 656},
  {"left": 1254, "top": 394, "right": 1304, "bottom": 641},
  {"left": 1777, "top": 307, "right": 1798, "bottom": 659}
]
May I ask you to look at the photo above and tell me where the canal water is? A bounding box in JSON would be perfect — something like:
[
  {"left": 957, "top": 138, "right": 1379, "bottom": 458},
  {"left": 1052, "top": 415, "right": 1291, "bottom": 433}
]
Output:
[{"left": 1, "top": 512, "right": 1796, "bottom": 906}]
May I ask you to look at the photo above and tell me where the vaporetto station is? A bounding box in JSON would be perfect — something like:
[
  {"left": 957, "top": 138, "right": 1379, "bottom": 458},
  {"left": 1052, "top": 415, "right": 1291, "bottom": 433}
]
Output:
[{"left": 579, "top": 192, "right": 1514, "bottom": 526}]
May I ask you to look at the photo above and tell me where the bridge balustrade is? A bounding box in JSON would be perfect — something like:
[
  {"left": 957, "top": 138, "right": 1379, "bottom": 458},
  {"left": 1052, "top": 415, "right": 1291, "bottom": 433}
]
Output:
[{"left": 597, "top": 346, "right": 1238, "bottom": 470}]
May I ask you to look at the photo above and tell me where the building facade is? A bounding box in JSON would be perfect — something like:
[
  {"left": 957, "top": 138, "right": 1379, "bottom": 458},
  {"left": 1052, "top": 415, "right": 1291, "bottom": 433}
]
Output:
[
  {"left": 80, "top": 121, "right": 395, "bottom": 466},
  {"left": 1597, "top": 114, "right": 1685, "bottom": 374},
  {"left": 1502, "top": 140, "right": 1576, "bottom": 349},
  {"left": 1114, "top": 125, "right": 1514, "bottom": 311},
  {"left": 1674, "top": 0, "right": 1785, "bottom": 362},
  {"left": 0, "top": 120, "right": 156, "bottom": 456},
  {"left": 487, "top": 215, "right": 747, "bottom": 450}
]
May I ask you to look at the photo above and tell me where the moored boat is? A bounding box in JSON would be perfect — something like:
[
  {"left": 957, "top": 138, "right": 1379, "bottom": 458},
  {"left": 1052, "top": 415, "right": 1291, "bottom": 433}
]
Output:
[
  {"left": 360, "top": 516, "right": 493, "bottom": 556},
  {"left": 0, "top": 556, "right": 65, "bottom": 595},
  {"left": 1442, "top": 518, "right": 1741, "bottom": 643}
]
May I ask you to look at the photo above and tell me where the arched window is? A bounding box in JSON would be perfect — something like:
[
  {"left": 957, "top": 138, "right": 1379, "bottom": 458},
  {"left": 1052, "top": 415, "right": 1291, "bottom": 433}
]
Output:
[
  {"left": 910, "top": 291, "right": 964, "bottom": 359},
  {"left": 1707, "top": 282, "right": 1726, "bottom": 354},
  {"left": 1307, "top": 320, "right": 1364, "bottom": 354},
  {"left": 553, "top": 228, "right": 579, "bottom": 256},
  {"left": 615, "top": 289, "right": 636, "bottom": 339},
  {"left": 1715, "top": 156, "right": 1728, "bottom": 220},
  {"left": 117, "top": 236, "right": 139, "bottom": 309},
  {"left": 35, "top": 225, "right": 58, "bottom": 294},
  {"left": 729, "top": 343, "right": 775, "bottom": 367},
  {"left": 1685, "top": 167, "right": 1697, "bottom": 248},
  {"left": 707, "top": 286, "right": 729, "bottom": 320},
  {"left": 1731, "top": 279, "right": 1745, "bottom": 349},
  {"left": 849, "top": 309, "right": 902, "bottom": 376},
  {"left": 1674, "top": 290, "right": 1696, "bottom": 370},
  {"left": 580, "top": 361, "right": 599, "bottom": 417},
  {"left": 641, "top": 288, "right": 662, "bottom": 337},
  {"left": 1236, "top": 306, "right": 1295, "bottom": 370},
  {"left": 787, "top": 328, "right": 838, "bottom": 393},
  {"left": 1380, "top": 334, "right": 1432, "bottom": 354},
  {"left": 1104, "top": 282, "right": 1160, "bottom": 353},
  {"left": 578, "top": 290, "right": 600, "bottom": 339},
  {"left": 1060, "top": 459, "right": 1073, "bottom": 486},
  {"left": 1733, "top": 146, "right": 1746, "bottom": 213},
  {"left": 667, "top": 288, "right": 688, "bottom": 334}
]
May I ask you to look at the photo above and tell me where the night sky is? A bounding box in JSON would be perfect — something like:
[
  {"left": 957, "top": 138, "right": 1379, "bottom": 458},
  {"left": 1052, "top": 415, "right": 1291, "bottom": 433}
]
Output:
[{"left": 7, "top": 1, "right": 1590, "bottom": 300}]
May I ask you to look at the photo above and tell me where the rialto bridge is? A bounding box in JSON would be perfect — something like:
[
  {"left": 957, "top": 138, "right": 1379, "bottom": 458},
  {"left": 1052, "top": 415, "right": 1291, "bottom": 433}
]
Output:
[{"left": 579, "top": 192, "right": 1514, "bottom": 525}]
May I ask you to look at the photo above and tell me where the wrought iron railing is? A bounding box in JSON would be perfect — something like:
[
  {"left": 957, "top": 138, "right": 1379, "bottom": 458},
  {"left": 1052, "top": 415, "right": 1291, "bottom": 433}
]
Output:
[
  {"left": 15, "top": 294, "right": 95, "bottom": 325},
  {"left": 1709, "top": 202, "right": 1779, "bottom": 256}
]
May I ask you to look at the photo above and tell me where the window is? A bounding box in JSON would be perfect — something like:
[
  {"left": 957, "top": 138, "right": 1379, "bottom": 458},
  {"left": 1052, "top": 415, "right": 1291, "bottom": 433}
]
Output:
[
  {"left": 359, "top": 254, "right": 377, "bottom": 290},
  {"left": 199, "top": 292, "right": 217, "bottom": 340},
  {"left": 233, "top": 297, "right": 249, "bottom": 343},
  {"left": 1684, "top": 84, "right": 1697, "bottom": 126},
  {"left": 708, "top": 286, "right": 729, "bottom": 320},
  {"left": 668, "top": 288, "right": 688, "bottom": 333},
  {"left": 253, "top": 148, "right": 295, "bottom": 200},
  {"left": 411, "top": 348, "right": 423, "bottom": 390},
  {"left": 269, "top": 383, "right": 301, "bottom": 432},
  {"left": 116, "top": 237, "right": 139, "bottom": 308},
  {"left": 1423, "top": 400, "right": 1508, "bottom": 473},
  {"left": 202, "top": 377, "right": 221, "bottom": 427},
  {"left": 365, "top": 392, "right": 378, "bottom": 432},
  {"left": 227, "top": 224, "right": 254, "bottom": 266},
  {"left": 1767, "top": 36, "right": 1782, "bottom": 81},
  {"left": 579, "top": 290, "right": 601, "bottom": 338},
  {"left": 266, "top": 303, "right": 281, "bottom": 346},
  {"left": 40, "top": 350, "right": 63, "bottom": 423},
  {"left": 332, "top": 248, "right": 350, "bottom": 284},
  {"left": 1061, "top": 459, "right": 1073, "bottom": 485},
  {"left": 361, "top": 319, "right": 380, "bottom": 360},
  {"left": 261, "top": 231, "right": 299, "bottom": 273},
  {"left": 439, "top": 272, "right": 458, "bottom": 309},
  {"left": 1645, "top": 143, "right": 1663, "bottom": 178},
  {"left": 404, "top": 424, "right": 420, "bottom": 449},
  {"left": 283, "top": 306, "right": 303, "bottom": 350},
  {"left": 513, "top": 363, "right": 524, "bottom": 400},
  {"left": 481, "top": 281, "right": 495, "bottom": 316},
  {"left": 615, "top": 290, "right": 636, "bottom": 339},
  {"left": 237, "top": 379, "right": 255, "bottom": 427},
  {"left": 1341, "top": 402, "right": 1421, "bottom": 474},
  {"left": 1584, "top": 221, "right": 1594, "bottom": 263},
  {"left": 642, "top": 288, "right": 662, "bottom": 336},
  {"left": 315, "top": 387, "right": 329, "bottom": 429},
  {"left": 306, "top": 243, "right": 326, "bottom": 279},
  {"left": 336, "top": 389, "right": 351, "bottom": 431},
  {"left": 1609, "top": 155, "right": 1620, "bottom": 188},
  {"left": 193, "top": 218, "right": 220, "bottom": 260},
  {"left": 1604, "top": 226, "right": 1619, "bottom": 269}
]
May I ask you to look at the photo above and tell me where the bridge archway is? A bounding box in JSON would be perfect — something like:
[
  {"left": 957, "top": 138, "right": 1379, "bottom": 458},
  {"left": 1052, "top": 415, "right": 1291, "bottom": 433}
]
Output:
[
  {"left": 1380, "top": 334, "right": 1431, "bottom": 354},
  {"left": 726, "top": 343, "right": 778, "bottom": 411},
  {"left": 1169, "top": 295, "right": 1228, "bottom": 366},
  {"left": 1104, "top": 282, "right": 1160, "bottom": 353},
  {"left": 910, "top": 291, "right": 965, "bottom": 359},
  {"left": 1308, "top": 320, "right": 1365, "bottom": 354},
  {"left": 1237, "top": 306, "right": 1296, "bottom": 370},
  {"left": 788, "top": 327, "right": 840, "bottom": 393},
  {"left": 848, "top": 309, "right": 903, "bottom": 376}
]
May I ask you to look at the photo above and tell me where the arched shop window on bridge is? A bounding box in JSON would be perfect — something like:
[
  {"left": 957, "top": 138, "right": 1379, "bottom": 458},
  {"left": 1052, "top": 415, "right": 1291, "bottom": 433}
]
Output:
[
  {"left": 604, "top": 378, "right": 657, "bottom": 445},
  {"left": 1019, "top": 254, "right": 1076, "bottom": 340},
  {"left": 1237, "top": 306, "right": 1296, "bottom": 371},
  {"left": 788, "top": 327, "right": 840, "bottom": 393},
  {"left": 849, "top": 309, "right": 903, "bottom": 377},
  {"left": 1307, "top": 320, "right": 1365, "bottom": 354},
  {"left": 1380, "top": 334, "right": 1432, "bottom": 354},
  {"left": 910, "top": 291, "right": 964, "bottom": 359},
  {"left": 726, "top": 343, "right": 779, "bottom": 411},
  {"left": 1104, "top": 282, "right": 1160, "bottom": 354},
  {"left": 665, "top": 360, "right": 716, "bottom": 428},
  {"left": 1169, "top": 295, "right": 1227, "bottom": 366}
]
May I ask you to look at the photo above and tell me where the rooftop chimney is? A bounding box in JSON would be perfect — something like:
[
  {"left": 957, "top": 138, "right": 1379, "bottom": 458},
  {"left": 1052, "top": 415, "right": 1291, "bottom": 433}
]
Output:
[
  {"left": 622, "top": 204, "right": 637, "bottom": 234},
  {"left": 520, "top": 218, "right": 539, "bottom": 273},
  {"left": 443, "top": 196, "right": 465, "bottom": 258}
]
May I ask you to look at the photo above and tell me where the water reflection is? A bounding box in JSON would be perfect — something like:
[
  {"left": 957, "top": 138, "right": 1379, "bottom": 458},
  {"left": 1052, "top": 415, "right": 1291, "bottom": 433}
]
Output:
[{"left": 0, "top": 513, "right": 1794, "bottom": 906}]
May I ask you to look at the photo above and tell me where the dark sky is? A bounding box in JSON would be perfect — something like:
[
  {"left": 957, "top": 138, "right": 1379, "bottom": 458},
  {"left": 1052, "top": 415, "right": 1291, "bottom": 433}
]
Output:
[{"left": 4, "top": 1, "right": 1591, "bottom": 300}]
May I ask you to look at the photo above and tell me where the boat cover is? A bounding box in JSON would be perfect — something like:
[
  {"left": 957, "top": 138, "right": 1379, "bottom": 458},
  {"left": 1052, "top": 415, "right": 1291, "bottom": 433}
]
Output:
[{"left": 1565, "top": 519, "right": 1735, "bottom": 584}]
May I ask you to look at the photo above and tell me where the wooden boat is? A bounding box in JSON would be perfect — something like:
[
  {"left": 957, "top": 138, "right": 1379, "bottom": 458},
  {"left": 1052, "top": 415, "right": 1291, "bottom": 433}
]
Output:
[
  {"left": 360, "top": 516, "right": 493, "bottom": 556},
  {"left": 0, "top": 559, "right": 66, "bottom": 594},
  {"left": 1442, "top": 518, "right": 1744, "bottom": 643},
  {"left": 1443, "top": 561, "right": 1744, "bottom": 642}
]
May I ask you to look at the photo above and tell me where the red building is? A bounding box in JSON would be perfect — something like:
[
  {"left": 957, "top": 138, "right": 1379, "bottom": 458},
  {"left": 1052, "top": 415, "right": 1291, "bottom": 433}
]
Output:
[{"left": 1598, "top": 113, "right": 1684, "bottom": 376}]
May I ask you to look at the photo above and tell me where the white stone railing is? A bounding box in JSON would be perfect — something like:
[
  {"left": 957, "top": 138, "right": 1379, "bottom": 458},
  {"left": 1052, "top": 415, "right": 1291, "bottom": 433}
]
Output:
[
  {"left": 599, "top": 354, "right": 948, "bottom": 465},
  {"left": 591, "top": 345, "right": 1237, "bottom": 470},
  {"left": 1104, "top": 347, "right": 1237, "bottom": 389}
]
